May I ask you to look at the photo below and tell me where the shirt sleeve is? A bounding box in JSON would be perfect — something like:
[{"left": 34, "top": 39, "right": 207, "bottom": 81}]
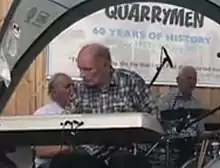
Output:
[
  {"left": 33, "top": 107, "right": 48, "bottom": 116},
  {"left": 157, "top": 95, "right": 170, "bottom": 112},
  {"left": 33, "top": 103, "right": 64, "bottom": 115},
  {"left": 131, "top": 73, "right": 158, "bottom": 115}
]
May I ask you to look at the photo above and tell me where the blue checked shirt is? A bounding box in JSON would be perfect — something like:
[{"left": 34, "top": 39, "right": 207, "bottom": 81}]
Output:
[
  {"left": 157, "top": 88, "right": 204, "bottom": 138},
  {"left": 66, "top": 68, "right": 158, "bottom": 162}
]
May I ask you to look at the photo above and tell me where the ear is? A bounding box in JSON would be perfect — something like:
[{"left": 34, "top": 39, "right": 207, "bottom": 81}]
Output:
[
  {"left": 51, "top": 89, "right": 57, "bottom": 96},
  {"left": 103, "top": 60, "right": 111, "bottom": 67}
]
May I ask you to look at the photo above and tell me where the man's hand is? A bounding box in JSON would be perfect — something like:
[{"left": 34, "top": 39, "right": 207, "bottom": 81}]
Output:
[{"left": 35, "top": 145, "right": 72, "bottom": 158}]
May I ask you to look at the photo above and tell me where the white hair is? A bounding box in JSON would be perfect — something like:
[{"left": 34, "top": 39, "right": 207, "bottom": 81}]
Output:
[{"left": 178, "top": 66, "right": 197, "bottom": 78}]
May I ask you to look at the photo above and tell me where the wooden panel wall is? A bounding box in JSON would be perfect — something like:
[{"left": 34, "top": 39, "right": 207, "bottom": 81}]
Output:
[
  {"left": 0, "top": 0, "right": 50, "bottom": 116},
  {"left": 0, "top": 0, "right": 220, "bottom": 118}
]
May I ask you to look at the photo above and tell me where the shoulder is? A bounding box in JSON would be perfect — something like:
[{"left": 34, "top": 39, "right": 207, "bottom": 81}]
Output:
[
  {"left": 73, "top": 80, "right": 86, "bottom": 96},
  {"left": 33, "top": 102, "right": 64, "bottom": 116},
  {"left": 191, "top": 96, "right": 203, "bottom": 108},
  {"left": 115, "top": 68, "right": 143, "bottom": 78},
  {"left": 114, "top": 68, "right": 145, "bottom": 85},
  {"left": 161, "top": 88, "right": 177, "bottom": 98},
  {"left": 159, "top": 89, "right": 177, "bottom": 102},
  {"left": 73, "top": 80, "right": 81, "bottom": 88},
  {"left": 34, "top": 104, "right": 52, "bottom": 115}
]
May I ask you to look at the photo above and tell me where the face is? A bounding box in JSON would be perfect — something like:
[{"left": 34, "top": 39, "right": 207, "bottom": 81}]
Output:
[
  {"left": 177, "top": 70, "right": 197, "bottom": 95},
  {"left": 76, "top": 49, "right": 107, "bottom": 86},
  {"left": 52, "top": 75, "right": 73, "bottom": 107}
]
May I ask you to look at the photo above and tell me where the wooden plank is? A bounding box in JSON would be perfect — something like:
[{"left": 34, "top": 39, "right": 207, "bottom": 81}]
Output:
[
  {"left": 194, "top": 88, "right": 211, "bottom": 108},
  {"left": 2, "top": 92, "right": 16, "bottom": 116},
  {"left": 0, "top": 0, "right": 10, "bottom": 21},
  {"left": 210, "top": 88, "right": 220, "bottom": 108},
  {"left": 14, "top": 73, "right": 31, "bottom": 115},
  {"left": 29, "top": 60, "right": 37, "bottom": 113},
  {"left": 2, "top": 61, "right": 37, "bottom": 115},
  {"left": 35, "top": 52, "right": 46, "bottom": 111},
  {"left": 43, "top": 81, "right": 50, "bottom": 105},
  {"left": 19, "top": 63, "right": 36, "bottom": 115}
]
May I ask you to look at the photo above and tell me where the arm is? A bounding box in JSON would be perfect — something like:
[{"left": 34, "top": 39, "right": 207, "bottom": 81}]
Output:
[
  {"left": 33, "top": 105, "right": 72, "bottom": 158},
  {"left": 35, "top": 145, "right": 72, "bottom": 158},
  {"left": 156, "top": 95, "right": 172, "bottom": 120},
  {"left": 131, "top": 73, "right": 158, "bottom": 115},
  {"left": 157, "top": 95, "right": 170, "bottom": 112}
]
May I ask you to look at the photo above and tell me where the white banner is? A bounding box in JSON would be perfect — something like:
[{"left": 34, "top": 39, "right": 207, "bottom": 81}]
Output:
[{"left": 47, "top": 2, "right": 220, "bottom": 87}]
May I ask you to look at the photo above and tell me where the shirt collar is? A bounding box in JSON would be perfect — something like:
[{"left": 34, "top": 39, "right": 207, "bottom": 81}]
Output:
[
  {"left": 82, "top": 67, "right": 119, "bottom": 89},
  {"left": 175, "top": 89, "right": 193, "bottom": 101},
  {"left": 109, "top": 67, "right": 119, "bottom": 86}
]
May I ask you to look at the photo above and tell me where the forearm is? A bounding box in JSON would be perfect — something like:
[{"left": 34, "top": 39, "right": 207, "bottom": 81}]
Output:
[{"left": 35, "top": 145, "right": 72, "bottom": 157}]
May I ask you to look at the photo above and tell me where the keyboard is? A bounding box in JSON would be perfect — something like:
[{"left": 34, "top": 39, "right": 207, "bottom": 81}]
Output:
[{"left": 0, "top": 113, "right": 165, "bottom": 146}]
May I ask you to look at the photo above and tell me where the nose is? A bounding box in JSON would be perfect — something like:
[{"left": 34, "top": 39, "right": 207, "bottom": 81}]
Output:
[{"left": 190, "top": 78, "right": 197, "bottom": 85}]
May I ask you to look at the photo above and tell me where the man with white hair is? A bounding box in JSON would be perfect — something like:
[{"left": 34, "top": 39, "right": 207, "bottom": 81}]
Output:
[
  {"left": 158, "top": 66, "right": 201, "bottom": 111},
  {"left": 33, "top": 73, "right": 74, "bottom": 168},
  {"left": 157, "top": 65, "right": 204, "bottom": 167}
]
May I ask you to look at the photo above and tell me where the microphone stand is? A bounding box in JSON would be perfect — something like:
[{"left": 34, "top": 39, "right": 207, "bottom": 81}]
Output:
[
  {"left": 148, "top": 57, "right": 169, "bottom": 88},
  {"left": 146, "top": 52, "right": 171, "bottom": 166},
  {"left": 145, "top": 113, "right": 191, "bottom": 168},
  {"left": 146, "top": 47, "right": 173, "bottom": 167},
  {"left": 60, "top": 120, "right": 84, "bottom": 149}
]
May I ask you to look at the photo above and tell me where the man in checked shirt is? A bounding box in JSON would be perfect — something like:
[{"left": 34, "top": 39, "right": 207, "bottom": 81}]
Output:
[
  {"left": 50, "top": 43, "right": 157, "bottom": 168},
  {"left": 157, "top": 66, "right": 205, "bottom": 168}
]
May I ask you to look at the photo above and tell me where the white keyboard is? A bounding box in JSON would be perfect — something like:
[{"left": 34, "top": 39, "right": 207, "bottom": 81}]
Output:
[{"left": 0, "top": 113, "right": 165, "bottom": 146}]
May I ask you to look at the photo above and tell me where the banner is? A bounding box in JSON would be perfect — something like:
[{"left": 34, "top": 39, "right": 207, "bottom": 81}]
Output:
[{"left": 47, "top": 2, "right": 220, "bottom": 87}]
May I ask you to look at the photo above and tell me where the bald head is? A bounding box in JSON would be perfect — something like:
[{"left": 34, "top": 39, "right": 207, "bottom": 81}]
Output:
[
  {"left": 48, "top": 73, "right": 71, "bottom": 94},
  {"left": 177, "top": 66, "right": 197, "bottom": 96},
  {"left": 48, "top": 73, "right": 72, "bottom": 107},
  {"left": 78, "top": 43, "right": 111, "bottom": 62},
  {"left": 76, "top": 43, "right": 112, "bottom": 87},
  {"left": 178, "top": 66, "right": 197, "bottom": 78}
]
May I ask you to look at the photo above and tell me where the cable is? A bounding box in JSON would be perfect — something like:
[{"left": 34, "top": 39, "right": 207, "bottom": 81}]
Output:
[
  {"left": 60, "top": 120, "right": 84, "bottom": 150},
  {"left": 31, "top": 146, "right": 36, "bottom": 168}
]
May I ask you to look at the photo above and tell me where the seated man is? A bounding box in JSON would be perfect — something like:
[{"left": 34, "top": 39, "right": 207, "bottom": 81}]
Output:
[
  {"left": 157, "top": 66, "right": 205, "bottom": 167},
  {"left": 50, "top": 43, "right": 158, "bottom": 168},
  {"left": 33, "top": 73, "right": 74, "bottom": 168}
]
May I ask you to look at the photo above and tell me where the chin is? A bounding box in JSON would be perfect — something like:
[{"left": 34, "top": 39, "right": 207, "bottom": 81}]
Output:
[{"left": 85, "top": 82, "right": 95, "bottom": 87}]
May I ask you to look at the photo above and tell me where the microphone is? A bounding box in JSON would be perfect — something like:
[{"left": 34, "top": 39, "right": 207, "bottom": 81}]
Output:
[
  {"left": 162, "top": 46, "right": 174, "bottom": 68},
  {"left": 148, "top": 46, "right": 174, "bottom": 88}
]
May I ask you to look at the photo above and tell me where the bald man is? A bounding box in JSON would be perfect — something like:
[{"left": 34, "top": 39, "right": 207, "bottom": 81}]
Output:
[
  {"left": 157, "top": 66, "right": 204, "bottom": 167},
  {"left": 75, "top": 43, "right": 157, "bottom": 114},
  {"left": 50, "top": 43, "right": 157, "bottom": 168}
]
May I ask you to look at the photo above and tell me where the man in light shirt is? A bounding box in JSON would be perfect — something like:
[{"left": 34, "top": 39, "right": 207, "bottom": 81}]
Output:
[
  {"left": 33, "top": 73, "right": 74, "bottom": 168},
  {"left": 157, "top": 66, "right": 204, "bottom": 167}
]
